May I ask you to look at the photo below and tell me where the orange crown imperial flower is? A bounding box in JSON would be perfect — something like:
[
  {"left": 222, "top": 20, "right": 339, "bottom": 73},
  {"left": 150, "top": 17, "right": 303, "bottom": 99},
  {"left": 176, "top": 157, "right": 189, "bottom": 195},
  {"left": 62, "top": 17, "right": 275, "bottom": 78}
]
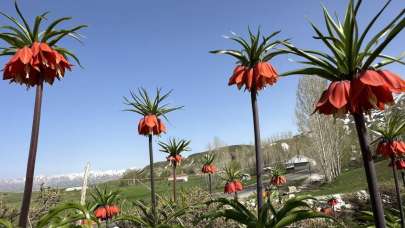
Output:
[
  {"left": 229, "top": 62, "right": 278, "bottom": 91},
  {"left": 314, "top": 80, "right": 350, "bottom": 115},
  {"left": 3, "top": 42, "right": 72, "bottom": 87},
  {"left": 314, "top": 70, "right": 405, "bottom": 115},
  {"left": 350, "top": 70, "right": 405, "bottom": 113},
  {"left": 224, "top": 180, "right": 243, "bottom": 193},
  {"left": 94, "top": 205, "right": 119, "bottom": 220},
  {"left": 202, "top": 164, "right": 217, "bottom": 174},
  {"left": 377, "top": 140, "right": 405, "bottom": 158},
  {"left": 271, "top": 175, "right": 287, "bottom": 186},
  {"left": 138, "top": 115, "right": 166, "bottom": 136},
  {"left": 233, "top": 180, "right": 243, "bottom": 192},
  {"left": 224, "top": 181, "right": 236, "bottom": 194},
  {"left": 167, "top": 154, "right": 182, "bottom": 166}
]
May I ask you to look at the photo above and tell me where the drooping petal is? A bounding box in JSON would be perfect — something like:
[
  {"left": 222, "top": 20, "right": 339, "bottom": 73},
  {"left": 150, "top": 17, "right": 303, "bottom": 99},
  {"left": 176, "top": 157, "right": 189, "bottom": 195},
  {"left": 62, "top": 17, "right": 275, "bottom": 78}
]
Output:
[
  {"left": 17, "top": 46, "right": 33, "bottom": 64},
  {"left": 144, "top": 115, "right": 158, "bottom": 128},
  {"left": 359, "top": 70, "right": 386, "bottom": 87},
  {"left": 245, "top": 68, "right": 254, "bottom": 90},
  {"left": 378, "top": 71, "right": 405, "bottom": 93},
  {"left": 228, "top": 65, "right": 246, "bottom": 86},
  {"left": 157, "top": 118, "right": 166, "bottom": 134},
  {"left": 394, "top": 141, "right": 405, "bottom": 154},
  {"left": 233, "top": 180, "right": 243, "bottom": 191},
  {"left": 328, "top": 81, "right": 350, "bottom": 109}
]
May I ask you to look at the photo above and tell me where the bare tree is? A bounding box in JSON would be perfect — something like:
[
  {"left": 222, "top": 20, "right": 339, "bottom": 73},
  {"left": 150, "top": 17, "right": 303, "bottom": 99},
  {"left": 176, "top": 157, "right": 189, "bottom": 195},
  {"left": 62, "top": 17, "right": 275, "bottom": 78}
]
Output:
[{"left": 295, "top": 76, "right": 347, "bottom": 182}]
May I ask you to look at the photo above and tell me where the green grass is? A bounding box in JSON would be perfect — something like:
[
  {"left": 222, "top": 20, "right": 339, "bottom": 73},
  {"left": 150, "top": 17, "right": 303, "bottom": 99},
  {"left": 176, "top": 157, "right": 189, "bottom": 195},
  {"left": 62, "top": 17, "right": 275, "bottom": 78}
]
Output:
[
  {"left": 301, "top": 160, "right": 394, "bottom": 196},
  {"left": 1, "top": 174, "right": 248, "bottom": 209},
  {"left": 2, "top": 160, "right": 396, "bottom": 209}
]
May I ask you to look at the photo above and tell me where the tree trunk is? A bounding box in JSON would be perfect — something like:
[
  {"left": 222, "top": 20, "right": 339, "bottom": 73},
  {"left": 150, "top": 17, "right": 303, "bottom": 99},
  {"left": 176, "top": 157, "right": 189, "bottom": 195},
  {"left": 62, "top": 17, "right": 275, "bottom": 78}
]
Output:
[
  {"left": 391, "top": 157, "right": 405, "bottom": 228},
  {"left": 353, "top": 113, "right": 385, "bottom": 228},
  {"left": 173, "top": 164, "right": 177, "bottom": 203},
  {"left": 208, "top": 173, "right": 212, "bottom": 194},
  {"left": 250, "top": 89, "right": 263, "bottom": 212},
  {"left": 148, "top": 135, "right": 157, "bottom": 225},
  {"left": 19, "top": 83, "right": 43, "bottom": 228}
]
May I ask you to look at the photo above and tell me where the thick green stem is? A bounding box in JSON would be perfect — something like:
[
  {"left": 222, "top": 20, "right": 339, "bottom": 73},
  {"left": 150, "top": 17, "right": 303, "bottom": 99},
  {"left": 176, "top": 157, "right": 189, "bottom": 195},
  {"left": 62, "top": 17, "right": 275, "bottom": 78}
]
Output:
[
  {"left": 250, "top": 89, "right": 263, "bottom": 212},
  {"left": 208, "top": 173, "right": 212, "bottom": 194},
  {"left": 19, "top": 83, "right": 43, "bottom": 228},
  {"left": 391, "top": 157, "right": 405, "bottom": 228},
  {"left": 148, "top": 135, "right": 157, "bottom": 226},
  {"left": 173, "top": 164, "right": 177, "bottom": 203},
  {"left": 353, "top": 113, "right": 385, "bottom": 228}
]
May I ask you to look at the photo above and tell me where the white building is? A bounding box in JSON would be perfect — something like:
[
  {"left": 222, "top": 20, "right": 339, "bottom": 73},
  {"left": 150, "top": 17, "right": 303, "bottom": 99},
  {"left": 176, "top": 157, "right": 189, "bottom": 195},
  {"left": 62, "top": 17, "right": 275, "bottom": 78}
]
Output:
[
  {"left": 168, "top": 175, "right": 188, "bottom": 182},
  {"left": 285, "top": 155, "right": 316, "bottom": 170}
]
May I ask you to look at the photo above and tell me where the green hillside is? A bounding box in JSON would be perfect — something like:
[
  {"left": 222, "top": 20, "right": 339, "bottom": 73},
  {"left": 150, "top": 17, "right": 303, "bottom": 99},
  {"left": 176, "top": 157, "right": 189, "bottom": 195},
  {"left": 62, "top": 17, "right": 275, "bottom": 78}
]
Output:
[{"left": 301, "top": 159, "right": 395, "bottom": 196}]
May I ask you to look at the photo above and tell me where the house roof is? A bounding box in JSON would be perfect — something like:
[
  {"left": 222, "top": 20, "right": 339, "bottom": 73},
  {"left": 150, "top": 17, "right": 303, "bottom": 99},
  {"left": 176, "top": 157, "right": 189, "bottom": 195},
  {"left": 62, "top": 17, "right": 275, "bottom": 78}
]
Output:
[{"left": 285, "top": 155, "right": 316, "bottom": 166}]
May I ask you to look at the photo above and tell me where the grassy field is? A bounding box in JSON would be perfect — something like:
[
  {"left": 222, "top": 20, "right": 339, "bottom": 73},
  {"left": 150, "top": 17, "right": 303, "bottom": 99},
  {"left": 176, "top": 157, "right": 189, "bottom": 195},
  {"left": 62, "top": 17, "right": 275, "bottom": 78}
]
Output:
[
  {"left": 301, "top": 160, "right": 395, "bottom": 196},
  {"left": 0, "top": 174, "right": 258, "bottom": 209},
  {"left": 1, "top": 160, "right": 397, "bottom": 209}
]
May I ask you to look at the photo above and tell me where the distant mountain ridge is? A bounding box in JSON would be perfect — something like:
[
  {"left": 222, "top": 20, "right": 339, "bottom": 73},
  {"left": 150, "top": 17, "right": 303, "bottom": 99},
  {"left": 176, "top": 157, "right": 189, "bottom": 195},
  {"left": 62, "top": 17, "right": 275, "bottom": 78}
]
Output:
[{"left": 0, "top": 169, "right": 128, "bottom": 192}]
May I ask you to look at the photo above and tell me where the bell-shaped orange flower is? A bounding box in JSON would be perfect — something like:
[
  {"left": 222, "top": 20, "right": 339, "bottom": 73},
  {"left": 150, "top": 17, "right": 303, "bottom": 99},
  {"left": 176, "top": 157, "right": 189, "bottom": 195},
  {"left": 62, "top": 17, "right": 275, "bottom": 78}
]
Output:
[
  {"left": 202, "top": 164, "right": 217, "bottom": 174},
  {"left": 94, "top": 205, "right": 119, "bottom": 221},
  {"left": 224, "top": 181, "right": 236, "bottom": 194},
  {"left": 3, "top": 42, "right": 72, "bottom": 87},
  {"left": 167, "top": 154, "right": 182, "bottom": 166},
  {"left": 228, "top": 62, "right": 278, "bottom": 91},
  {"left": 314, "top": 80, "right": 351, "bottom": 115},
  {"left": 138, "top": 115, "right": 166, "bottom": 136},
  {"left": 350, "top": 70, "right": 405, "bottom": 113},
  {"left": 94, "top": 207, "right": 107, "bottom": 220},
  {"left": 377, "top": 140, "right": 405, "bottom": 158},
  {"left": 3, "top": 46, "right": 38, "bottom": 86},
  {"left": 31, "top": 42, "right": 72, "bottom": 85},
  {"left": 233, "top": 180, "right": 243, "bottom": 192},
  {"left": 271, "top": 175, "right": 287, "bottom": 186}
]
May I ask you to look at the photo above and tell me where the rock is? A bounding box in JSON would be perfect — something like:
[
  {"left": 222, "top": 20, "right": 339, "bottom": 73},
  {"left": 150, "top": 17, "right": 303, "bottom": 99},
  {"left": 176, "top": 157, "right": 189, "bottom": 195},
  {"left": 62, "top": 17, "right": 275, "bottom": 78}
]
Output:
[
  {"left": 288, "top": 186, "right": 297, "bottom": 193},
  {"left": 354, "top": 190, "right": 369, "bottom": 201}
]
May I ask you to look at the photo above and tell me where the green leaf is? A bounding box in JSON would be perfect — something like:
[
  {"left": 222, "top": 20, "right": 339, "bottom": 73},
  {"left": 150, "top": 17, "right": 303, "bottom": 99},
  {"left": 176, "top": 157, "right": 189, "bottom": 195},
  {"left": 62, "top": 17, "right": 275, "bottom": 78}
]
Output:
[
  {"left": 32, "top": 12, "right": 49, "bottom": 41},
  {"left": 362, "top": 15, "right": 405, "bottom": 70},
  {"left": 275, "top": 210, "right": 335, "bottom": 228},
  {"left": 14, "top": 1, "right": 32, "bottom": 39},
  {"left": 280, "top": 67, "right": 340, "bottom": 81},
  {"left": 0, "top": 219, "right": 13, "bottom": 228},
  {"left": 41, "top": 17, "right": 72, "bottom": 41}
]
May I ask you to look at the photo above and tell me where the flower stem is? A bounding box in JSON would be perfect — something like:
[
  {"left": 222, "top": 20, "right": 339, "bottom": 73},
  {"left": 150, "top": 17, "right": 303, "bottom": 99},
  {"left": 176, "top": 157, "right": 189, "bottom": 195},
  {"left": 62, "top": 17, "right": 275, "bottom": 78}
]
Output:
[
  {"left": 208, "top": 173, "right": 212, "bottom": 194},
  {"left": 19, "top": 83, "right": 43, "bottom": 228},
  {"left": 148, "top": 134, "right": 157, "bottom": 226},
  {"left": 352, "top": 113, "right": 385, "bottom": 228},
  {"left": 250, "top": 89, "right": 264, "bottom": 213},
  {"left": 391, "top": 157, "right": 405, "bottom": 228},
  {"left": 173, "top": 164, "right": 177, "bottom": 203}
]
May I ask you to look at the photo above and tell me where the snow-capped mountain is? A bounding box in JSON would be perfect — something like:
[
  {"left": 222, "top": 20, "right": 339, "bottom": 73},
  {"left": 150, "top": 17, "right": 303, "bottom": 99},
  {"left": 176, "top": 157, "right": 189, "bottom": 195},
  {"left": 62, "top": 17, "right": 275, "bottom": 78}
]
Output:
[{"left": 0, "top": 169, "right": 130, "bottom": 192}]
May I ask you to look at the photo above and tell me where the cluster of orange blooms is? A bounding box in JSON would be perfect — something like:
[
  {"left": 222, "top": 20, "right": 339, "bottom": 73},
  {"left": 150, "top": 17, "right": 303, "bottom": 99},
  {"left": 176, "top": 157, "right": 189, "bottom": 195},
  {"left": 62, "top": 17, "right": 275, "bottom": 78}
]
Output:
[
  {"left": 201, "top": 164, "right": 217, "bottom": 174},
  {"left": 167, "top": 154, "right": 182, "bottom": 166},
  {"left": 3, "top": 42, "right": 71, "bottom": 86},
  {"left": 271, "top": 175, "right": 287, "bottom": 186},
  {"left": 315, "top": 70, "right": 405, "bottom": 115},
  {"left": 94, "top": 205, "right": 120, "bottom": 220},
  {"left": 377, "top": 140, "right": 405, "bottom": 158},
  {"left": 138, "top": 115, "right": 166, "bottom": 135},
  {"left": 224, "top": 180, "right": 243, "bottom": 194},
  {"left": 228, "top": 62, "right": 278, "bottom": 91}
]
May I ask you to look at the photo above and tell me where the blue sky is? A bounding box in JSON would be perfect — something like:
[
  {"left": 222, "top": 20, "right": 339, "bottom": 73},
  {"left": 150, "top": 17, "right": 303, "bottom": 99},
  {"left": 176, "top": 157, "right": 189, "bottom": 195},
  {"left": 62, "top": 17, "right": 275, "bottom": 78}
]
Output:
[{"left": 0, "top": 0, "right": 403, "bottom": 178}]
